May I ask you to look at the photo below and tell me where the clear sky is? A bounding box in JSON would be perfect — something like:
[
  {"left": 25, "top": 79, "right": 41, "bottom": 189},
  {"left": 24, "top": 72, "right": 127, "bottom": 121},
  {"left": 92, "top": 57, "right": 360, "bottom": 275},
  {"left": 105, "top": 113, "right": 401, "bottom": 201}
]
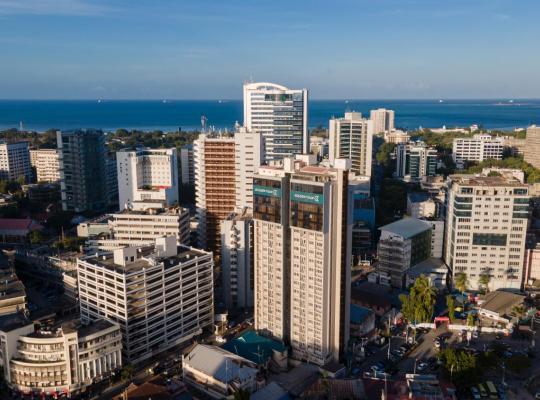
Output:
[{"left": 0, "top": 0, "right": 538, "bottom": 99}]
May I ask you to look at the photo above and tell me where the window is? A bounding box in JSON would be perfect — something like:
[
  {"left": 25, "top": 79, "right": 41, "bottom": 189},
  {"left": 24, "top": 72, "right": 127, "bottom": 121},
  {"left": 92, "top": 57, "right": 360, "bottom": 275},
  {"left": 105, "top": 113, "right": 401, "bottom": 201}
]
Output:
[{"left": 472, "top": 233, "right": 507, "bottom": 246}]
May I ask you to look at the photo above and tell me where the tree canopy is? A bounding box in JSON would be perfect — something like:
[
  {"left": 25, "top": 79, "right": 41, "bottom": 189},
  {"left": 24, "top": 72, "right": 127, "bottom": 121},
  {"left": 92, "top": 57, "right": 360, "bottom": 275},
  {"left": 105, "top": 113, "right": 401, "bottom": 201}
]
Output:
[
  {"left": 399, "top": 275, "right": 437, "bottom": 323},
  {"left": 464, "top": 157, "right": 540, "bottom": 183}
]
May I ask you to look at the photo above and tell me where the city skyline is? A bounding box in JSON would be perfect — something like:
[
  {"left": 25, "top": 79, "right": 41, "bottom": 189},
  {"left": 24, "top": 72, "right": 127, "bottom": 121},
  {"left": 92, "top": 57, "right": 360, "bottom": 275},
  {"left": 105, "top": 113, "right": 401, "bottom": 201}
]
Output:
[{"left": 1, "top": 0, "right": 539, "bottom": 99}]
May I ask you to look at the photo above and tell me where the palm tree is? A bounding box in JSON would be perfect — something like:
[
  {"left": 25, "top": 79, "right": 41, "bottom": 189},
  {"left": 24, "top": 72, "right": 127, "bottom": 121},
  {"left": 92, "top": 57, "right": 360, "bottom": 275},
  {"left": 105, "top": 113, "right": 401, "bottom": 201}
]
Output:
[
  {"left": 479, "top": 274, "right": 491, "bottom": 293},
  {"left": 454, "top": 273, "right": 468, "bottom": 308}
]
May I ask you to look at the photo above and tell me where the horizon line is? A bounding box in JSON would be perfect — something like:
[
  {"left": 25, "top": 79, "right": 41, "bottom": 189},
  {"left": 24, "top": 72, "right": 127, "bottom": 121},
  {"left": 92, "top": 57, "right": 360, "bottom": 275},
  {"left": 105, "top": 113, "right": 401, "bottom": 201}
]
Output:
[{"left": 1, "top": 98, "right": 540, "bottom": 102}]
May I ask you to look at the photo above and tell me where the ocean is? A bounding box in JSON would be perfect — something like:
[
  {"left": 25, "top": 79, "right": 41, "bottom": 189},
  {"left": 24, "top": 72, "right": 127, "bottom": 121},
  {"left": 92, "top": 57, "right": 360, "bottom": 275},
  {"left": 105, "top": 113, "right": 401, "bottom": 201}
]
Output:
[{"left": 0, "top": 99, "right": 539, "bottom": 132}]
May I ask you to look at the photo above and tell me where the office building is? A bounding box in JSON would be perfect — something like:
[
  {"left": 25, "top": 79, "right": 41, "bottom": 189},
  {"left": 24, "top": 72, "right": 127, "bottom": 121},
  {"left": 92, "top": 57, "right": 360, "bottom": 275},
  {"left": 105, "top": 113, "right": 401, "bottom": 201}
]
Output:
[
  {"left": 29, "top": 149, "right": 60, "bottom": 182},
  {"left": 452, "top": 134, "right": 504, "bottom": 166},
  {"left": 377, "top": 218, "right": 433, "bottom": 288},
  {"left": 221, "top": 210, "right": 254, "bottom": 310},
  {"left": 0, "top": 317, "right": 121, "bottom": 397},
  {"left": 329, "top": 112, "right": 373, "bottom": 177},
  {"left": 349, "top": 176, "right": 375, "bottom": 258},
  {"left": 524, "top": 125, "right": 540, "bottom": 169},
  {"left": 77, "top": 237, "right": 213, "bottom": 363},
  {"left": 180, "top": 144, "right": 195, "bottom": 185},
  {"left": 384, "top": 130, "right": 410, "bottom": 144},
  {"left": 117, "top": 147, "right": 178, "bottom": 211},
  {"left": 194, "top": 134, "right": 236, "bottom": 253},
  {"left": 370, "top": 108, "right": 395, "bottom": 134},
  {"left": 106, "top": 152, "right": 119, "bottom": 210},
  {"left": 0, "top": 270, "right": 26, "bottom": 316},
  {"left": 444, "top": 175, "right": 529, "bottom": 290},
  {"left": 243, "top": 82, "right": 308, "bottom": 161},
  {"left": 253, "top": 156, "right": 352, "bottom": 366},
  {"left": 0, "top": 142, "right": 32, "bottom": 183},
  {"left": 396, "top": 141, "right": 437, "bottom": 180},
  {"left": 84, "top": 206, "right": 190, "bottom": 251},
  {"left": 57, "top": 129, "right": 108, "bottom": 212},
  {"left": 234, "top": 128, "right": 264, "bottom": 211}
]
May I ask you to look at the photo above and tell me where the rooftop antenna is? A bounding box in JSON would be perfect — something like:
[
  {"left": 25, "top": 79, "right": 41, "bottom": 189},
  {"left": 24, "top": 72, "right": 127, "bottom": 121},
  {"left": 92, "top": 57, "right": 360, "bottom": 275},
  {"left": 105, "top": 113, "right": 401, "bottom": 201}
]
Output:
[
  {"left": 19, "top": 121, "right": 23, "bottom": 131},
  {"left": 201, "top": 115, "right": 208, "bottom": 133}
]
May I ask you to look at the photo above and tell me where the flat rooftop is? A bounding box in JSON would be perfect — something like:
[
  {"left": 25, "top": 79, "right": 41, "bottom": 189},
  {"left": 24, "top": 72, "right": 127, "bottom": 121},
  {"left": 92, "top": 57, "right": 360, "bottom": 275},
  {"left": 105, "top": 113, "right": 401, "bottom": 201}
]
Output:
[
  {"left": 113, "top": 206, "right": 187, "bottom": 217},
  {"left": 450, "top": 174, "right": 527, "bottom": 187},
  {"left": 379, "top": 218, "right": 432, "bottom": 239}
]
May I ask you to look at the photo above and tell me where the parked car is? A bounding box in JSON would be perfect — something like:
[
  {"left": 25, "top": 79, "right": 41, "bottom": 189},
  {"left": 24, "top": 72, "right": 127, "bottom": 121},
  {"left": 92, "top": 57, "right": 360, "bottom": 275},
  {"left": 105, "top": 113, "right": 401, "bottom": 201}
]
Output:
[
  {"left": 416, "top": 362, "right": 429, "bottom": 373},
  {"left": 470, "top": 387, "right": 481, "bottom": 400}
]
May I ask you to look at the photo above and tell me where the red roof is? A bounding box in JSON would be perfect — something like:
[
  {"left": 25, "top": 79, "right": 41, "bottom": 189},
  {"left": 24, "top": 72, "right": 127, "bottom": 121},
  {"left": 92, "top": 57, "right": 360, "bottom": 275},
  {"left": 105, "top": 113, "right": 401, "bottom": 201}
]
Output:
[{"left": 0, "top": 218, "right": 43, "bottom": 232}]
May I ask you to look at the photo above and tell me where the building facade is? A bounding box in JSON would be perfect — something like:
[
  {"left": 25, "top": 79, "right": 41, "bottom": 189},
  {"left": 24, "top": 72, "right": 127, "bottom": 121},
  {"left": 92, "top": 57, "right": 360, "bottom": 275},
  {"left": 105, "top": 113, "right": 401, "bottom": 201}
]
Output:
[
  {"left": 221, "top": 211, "right": 254, "bottom": 310},
  {"left": 194, "top": 134, "right": 236, "bottom": 253},
  {"left": 77, "top": 237, "right": 213, "bottom": 363},
  {"left": 377, "top": 218, "right": 433, "bottom": 288},
  {"left": 329, "top": 112, "right": 373, "bottom": 177},
  {"left": 29, "top": 149, "right": 60, "bottom": 182},
  {"left": 243, "top": 82, "right": 308, "bottom": 161},
  {"left": 524, "top": 125, "right": 540, "bottom": 169},
  {"left": 234, "top": 128, "right": 264, "bottom": 211},
  {"left": 253, "top": 156, "right": 352, "bottom": 366},
  {"left": 180, "top": 144, "right": 195, "bottom": 185},
  {"left": 452, "top": 134, "right": 504, "bottom": 166},
  {"left": 0, "top": 142, "right": 32, "bottom": 183},
  {"left": 117, "top": 147, "right": 178, "bottom": 210},
  {"left": 57, "top": 130, "right": 108, "bottom": 212},
  {"left": 0, "top": 318, "right": 121, "bottom": 398},
  {"left": 444, "top": 175, "right": 529, "bottom": 290},
  {"left": 370, "top": 108, "right": 395, "bottom": 134},
  {"left": 396, "top": 141, "right": 437, "bottom": 180}
]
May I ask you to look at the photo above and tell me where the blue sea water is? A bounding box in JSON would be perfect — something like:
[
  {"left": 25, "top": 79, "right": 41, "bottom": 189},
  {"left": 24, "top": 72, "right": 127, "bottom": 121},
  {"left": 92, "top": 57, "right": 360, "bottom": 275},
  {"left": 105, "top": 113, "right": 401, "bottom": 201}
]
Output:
[{"left": 0, "top": 99, "right": 539, "bottom": 132}]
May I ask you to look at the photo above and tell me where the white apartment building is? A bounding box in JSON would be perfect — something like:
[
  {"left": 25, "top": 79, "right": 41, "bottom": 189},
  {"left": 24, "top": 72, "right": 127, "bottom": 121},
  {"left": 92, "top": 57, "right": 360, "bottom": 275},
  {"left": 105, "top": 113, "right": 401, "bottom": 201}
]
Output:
[
  {"left": 329, "top": 112, "right": 373, "bottom": 177},
  {"left": 370, "top": 108, "right": 395, "bottom": 134},
  {"left": 253, "top": 156, "right": 352, "bottom": 366},
  {"left": 0, "top": 142, "right": 32, "bottom": 183},
  {"left": 117, "top": 147, "right": 178, "bottom": 211},
  {"left": 221, "top": 210, "right": 253, "bottom": 310},
  {"left": 452, "top": 134, "right": 504, "bottom": 166},
  {"left": 77, "top": 237, "right": 213, "bottom": 363},
  {"left": 0, "top": 317, "right": 121, "bottom": 398},
  {"left": 444, "top": 175, "right": 529, "bottom": 290},
  {"left": 234, "top": 128, "right": 264, "bottom": 211},
  {"left": 243, "top": 82, "right": 308, "bottom": 161},
  {"left": 30, "top": 149, "right": 60, "bottom": 182},
  {"left": 524, "top": 125, "right": 540, "bottom": 170},
  {"left": 84, "top": 206, "right": 190, "bottom": 251}
]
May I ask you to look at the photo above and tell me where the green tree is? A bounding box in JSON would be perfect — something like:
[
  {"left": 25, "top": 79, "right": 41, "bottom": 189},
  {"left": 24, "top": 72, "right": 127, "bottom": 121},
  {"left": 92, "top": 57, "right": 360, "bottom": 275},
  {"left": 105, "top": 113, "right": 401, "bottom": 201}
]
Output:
[
  {"left": 29, "top": 230, "right": 44, "bottom": 245},
  {"left": 399, "top": 275, "right": 437, "bottom": 323},
  {"left": 467, "top": 313, "right": 475, "bottom": 327},
  {"left": 478, "top": 274, "right": 491, "bottom": 293},
  {"left": 446, "top": 295, "right": 456, "bottom": 322},
  {"left": 511, "top": 305, "right": 526, "bottom": 320},
  {"left": 454, "top": 272, "right": 468, "bottom": 308},
  {"left": 120, "top": 364, "right": 135, "bottom": 381},
  {"left": 438, "top": 348, "right": 481, "bottom": 387}
]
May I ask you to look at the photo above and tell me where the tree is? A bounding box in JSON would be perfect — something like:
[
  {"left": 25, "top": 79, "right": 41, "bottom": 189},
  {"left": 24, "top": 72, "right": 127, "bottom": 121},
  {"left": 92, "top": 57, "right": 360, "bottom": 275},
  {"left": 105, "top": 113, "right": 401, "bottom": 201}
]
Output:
[
  {"left": 29, "top": 230, "right": 44, "bottom": 245},
  {"left": 511, "top": 305, "right": 526, "bottom": 320},
  {"left": 438, "top": 348, "right": 481, "bottom": 387},
  {"left": 478, "top": 274, "right": 491, "bottom": 294},
  {"left": 446, "top": 295, "right": 456, "bottom": 322},
  {"left": 233, "top": 388, "right": 251, "bottom": 400},
  {"left": 454, "top": 273, "right": 468, "bottom": 308},
  {"left": 120, "top": 364, "right": 135, "bottom": 381},
  {"left": 399, "top": 275, "right": 437, "bottom": 324},
  {"left": 467, "top": 313, "right": 475, "bottom": 327}
]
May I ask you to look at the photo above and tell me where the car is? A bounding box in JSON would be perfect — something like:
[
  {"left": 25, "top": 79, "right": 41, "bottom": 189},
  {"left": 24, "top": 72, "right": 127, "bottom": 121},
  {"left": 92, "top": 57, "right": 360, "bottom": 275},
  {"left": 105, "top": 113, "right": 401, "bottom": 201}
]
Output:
[
  {"left": 371, "top": 364, "right": 384, "bottom": 373},
  {"left": 535, "top": 393, "right": 540, "bottom": 400},
  {"left": 472, "top": 330, "right": 479, "bottom": 339},
  {"left": 416, "top": 362, "right": 429, "bottom": 372},
  {"left": 470, "top": 387, "right": 481, "bottom": 400},
  {"left": 434, "top": 340, "right": 441, "bottom": 349}
]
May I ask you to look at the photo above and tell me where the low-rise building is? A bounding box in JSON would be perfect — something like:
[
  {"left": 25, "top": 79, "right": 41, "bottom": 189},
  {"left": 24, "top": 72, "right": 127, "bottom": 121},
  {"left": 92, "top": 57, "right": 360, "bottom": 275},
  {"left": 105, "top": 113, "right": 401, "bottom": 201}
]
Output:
[
  {"left": 0, "top": 317, "right": 121, "bottom": 398},
  {"left": 182, "top": 344, "right": 259, "bottom": 399},
  {"left": 476, "top": 290, "right": 525, "bottom": 326},
  {"left": 452, "top": 134, "right": 504, "bottom": 167},
  {"left": 350, "top": 305, "right": 376, "bottom": 339},
  {"left": 407, "top": 192, "right": 437, "bottom": 219},
  {"left": 0, "top": 219, "right": 43, "bottom": 243},
  {"left": 30, "top": 149, "right": 61, "bottom": 183},
  {"left": 0, "top": 271, "right": 26, "bottom": 316}
]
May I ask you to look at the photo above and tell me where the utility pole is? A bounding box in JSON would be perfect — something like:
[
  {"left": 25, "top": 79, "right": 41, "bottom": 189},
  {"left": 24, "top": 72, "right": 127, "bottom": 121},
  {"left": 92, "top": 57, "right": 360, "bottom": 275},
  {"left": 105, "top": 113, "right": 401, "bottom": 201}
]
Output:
[{"left": 387, "top": 336, "right": 391, "bottom": 360}]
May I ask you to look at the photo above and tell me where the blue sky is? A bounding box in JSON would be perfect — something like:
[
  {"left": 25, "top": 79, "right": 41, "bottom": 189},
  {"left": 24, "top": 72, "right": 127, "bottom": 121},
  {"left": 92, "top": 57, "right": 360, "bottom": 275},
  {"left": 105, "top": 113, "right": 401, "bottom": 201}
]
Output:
[{"left": 0, "top": 0, "right": 538, "bottom": 99}]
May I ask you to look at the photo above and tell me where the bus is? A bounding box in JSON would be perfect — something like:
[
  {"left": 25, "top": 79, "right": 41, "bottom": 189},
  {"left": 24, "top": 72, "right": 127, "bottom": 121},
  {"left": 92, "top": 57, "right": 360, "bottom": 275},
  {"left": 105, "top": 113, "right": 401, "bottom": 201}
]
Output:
[{"left": 485, "top": 381, "right": 498, "bottom": 399}]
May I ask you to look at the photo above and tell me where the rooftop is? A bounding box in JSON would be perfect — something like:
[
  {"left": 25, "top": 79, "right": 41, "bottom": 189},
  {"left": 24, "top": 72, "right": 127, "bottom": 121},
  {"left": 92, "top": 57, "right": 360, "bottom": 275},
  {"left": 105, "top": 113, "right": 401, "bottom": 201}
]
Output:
[
  {"left": 0, "top": 313, "right": 31, "bottom": 332},
  {"left": 184, "top": 344, "right": 257, "bottom": 384},
  {"left": 222, "top": 330, "right": 286, "bottom": 365},
  {"left": 450, "top": 174, "right": 527, "bottom": 187},
  {"left": 0, "top": 219, "right": 43, "bottom": 233},
  {"left": 350, "top": 304, "right": 374, "bottom": 324},
  {"left": 379, "top": 218, "right": 432, "bottom": 239},
  {"left": 408, "top": 191, "right": 431, "bottom": 203},
  {"left": 477, "top": 290, "right": 525, "bottom": 315}
]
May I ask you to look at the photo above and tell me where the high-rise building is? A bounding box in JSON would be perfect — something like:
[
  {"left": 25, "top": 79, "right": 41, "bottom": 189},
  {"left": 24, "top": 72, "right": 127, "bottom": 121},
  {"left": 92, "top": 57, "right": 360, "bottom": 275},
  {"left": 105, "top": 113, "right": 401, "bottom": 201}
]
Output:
[
  {"left": 83, "top": 206, "right": 190, "bottom": 251},
  {"left": 29, "top": 149, "right": 60, "bottom": 182},
  {"left": 221, "top": 210, "right": 254, "bottom": 310},
  {"left": 194, "top": 134, "right": 236, "bottom": 253},
  {"left": 117, "top": 148, "right": 178, "bottom": 211},
  {"left": 524, "top": 125, "right": 540, "bottom": 169},
  {"left": 77, "top": 236, "right": 214, "bottom": 363},
  {"left": 57, "top": 129, "right": 108, "bottom": 212},
  {"left": 396, "top": 141, "right": 437, "bottom": 180},
  {"left": 444, "top": 175, "right": 529, "bottom": 290},
  {"left": 180, "top": 144, "right": 195, "bottom": 185},
  {"left": 0, "top": 317, "right": 121, "bottom": 397},
  {"left": 253, "top": 156, "right": 352, "bottom": 366},
  {"left": 377, "top": 218, "right": 433, "bottom": 288},
  {"left": 329, "top": 112, "right": 373, "bottom": 177},
  {"left": 243, "top": 82, "right": 308, "bottom": 161},
  {"left": 452, "top": 134, "right": 504, "bottom": 166},
  {"left": 370, "top": 108, "right": 395, "bottom": 134},
  {"left": 234, "top": 128, "right": 264, "bottom": 211},
  {"left": 349, "top": 176, "right": 375, "bottom": 259},
  {"left": 0, "top": 141, "right": 32, "bottom": 183}
]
